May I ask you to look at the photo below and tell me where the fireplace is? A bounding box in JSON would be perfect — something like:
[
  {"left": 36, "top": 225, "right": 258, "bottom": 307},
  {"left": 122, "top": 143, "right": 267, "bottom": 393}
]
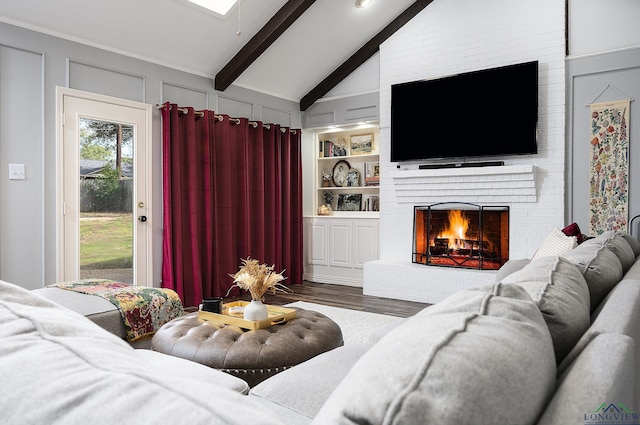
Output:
[{"left": 413, "top": 203, "right": 509, "bottom": 270}]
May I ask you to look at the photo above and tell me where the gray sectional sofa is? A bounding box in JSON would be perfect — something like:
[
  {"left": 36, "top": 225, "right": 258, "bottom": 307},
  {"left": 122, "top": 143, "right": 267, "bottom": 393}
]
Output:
[{"left": 1, "top": 230, "right": 639, "bottom": 424}]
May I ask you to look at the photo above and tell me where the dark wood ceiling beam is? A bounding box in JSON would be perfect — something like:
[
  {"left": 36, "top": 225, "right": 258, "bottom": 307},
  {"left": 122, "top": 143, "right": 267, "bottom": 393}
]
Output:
[
  {"left": 215, "top": 0, "right": 316, "bottom": 92},
  {"left": 300, "top": 0, "right": 434, "bottom": 111}
]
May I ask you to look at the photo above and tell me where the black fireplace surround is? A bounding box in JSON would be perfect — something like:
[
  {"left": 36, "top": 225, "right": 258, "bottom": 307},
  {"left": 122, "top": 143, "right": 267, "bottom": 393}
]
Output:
[{"left": 413, "top": 202, "right": 509, "bottom": 270}]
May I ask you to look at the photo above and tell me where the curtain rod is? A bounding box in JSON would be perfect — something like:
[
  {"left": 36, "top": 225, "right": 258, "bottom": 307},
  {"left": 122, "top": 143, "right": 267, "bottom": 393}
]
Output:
[
  {"left": 155, "top": 103, "right": 220, "bottom": 121},
  {"left": 155, "top": 104, "right": 296, "bottom": 133}
]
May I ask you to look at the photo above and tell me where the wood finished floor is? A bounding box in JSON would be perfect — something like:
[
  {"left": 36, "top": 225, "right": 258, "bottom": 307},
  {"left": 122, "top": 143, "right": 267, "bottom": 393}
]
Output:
[{"left": 228, "top": 280, "right": 431, "bottom": 318}]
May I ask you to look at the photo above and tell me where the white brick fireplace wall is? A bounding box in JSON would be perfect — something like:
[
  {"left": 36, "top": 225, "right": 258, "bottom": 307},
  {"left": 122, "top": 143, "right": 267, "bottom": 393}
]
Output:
[{"left": 364, "top": 0, "right": 567, "bottom": 304}]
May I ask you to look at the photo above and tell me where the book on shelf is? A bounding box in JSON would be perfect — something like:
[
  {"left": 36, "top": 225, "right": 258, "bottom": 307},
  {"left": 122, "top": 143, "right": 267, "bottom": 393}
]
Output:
[
  {"left": 362, "top": 194, "right": 380, "bottom": 212},
  {"left": 364, "top": 161, "right": 380, "bottom": 186},
  {"left": 319, "top": 140, "right": 346, "bottom": 158}
]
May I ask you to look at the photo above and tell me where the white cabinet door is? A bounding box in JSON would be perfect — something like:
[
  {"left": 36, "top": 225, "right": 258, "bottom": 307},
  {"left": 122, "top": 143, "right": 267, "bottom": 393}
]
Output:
[
  {"left": 305, "top": 219, "right": 328, "bottom": 266},
  {"left": 329, "top": 220, "right": 353, "bottom": 268},
  {"left": 354, "top": 220, "right": 379, "bottom": 269}
]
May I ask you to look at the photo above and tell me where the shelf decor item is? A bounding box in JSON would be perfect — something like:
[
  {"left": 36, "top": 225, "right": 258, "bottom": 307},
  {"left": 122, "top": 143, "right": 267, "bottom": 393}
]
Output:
[
  {"left": 318, "top": 204, "right": 332, "bottom": 216},
  {"left": 228, "top": 258, "right": 289, "bottom": 321},
  {"left": 346, "top": 169, "right": 360, "bottom": 187},
  {"left": 350, "top": 133, "right": 374, "bottom": 155},
  {"left": 322, "top": 169, "right": 332, "bottom": 187},
  {"left": 364, "top": 161, "right": 380, "bottom": 186},
  {"left": 243, "top": 299, "right": 269, "bottom": 321},
  {"left": 334, "top": 136, "right": 348, "bottom": 157},
  {"left": 321, "top": 140, "right": 346, "bottom": 157},
  {"left": 337, "top": 194, "right": 363, "bottom": 211},
  {"left": 198, "top": 301, "right": 296, "bottom": 330},
  {"left": 323, "top": 191, "right": 334, "bottom": 206},
  {"left": 332, "top": 159, "right": 351, "bottom": 187}
]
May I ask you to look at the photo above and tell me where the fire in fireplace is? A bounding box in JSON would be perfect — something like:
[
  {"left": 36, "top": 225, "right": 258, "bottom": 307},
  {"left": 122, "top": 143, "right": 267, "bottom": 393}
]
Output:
[{"left": 413, "top": 202, "right": 509, "bottom": 270}]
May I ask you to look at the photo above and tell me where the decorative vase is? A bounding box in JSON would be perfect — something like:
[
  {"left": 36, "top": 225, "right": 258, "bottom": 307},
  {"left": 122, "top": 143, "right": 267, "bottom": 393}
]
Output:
[
  {"left": 243, "top": 299, "right": 268, "bottom": 321},
  {"left": 318, "top": 204, "right": 332, "bottom": 216}
]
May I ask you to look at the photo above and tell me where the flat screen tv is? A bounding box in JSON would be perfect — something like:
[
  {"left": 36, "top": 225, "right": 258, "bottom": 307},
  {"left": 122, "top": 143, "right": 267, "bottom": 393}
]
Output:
[{"left": 390, "top": 61, "right": 538, "bottom": 162}]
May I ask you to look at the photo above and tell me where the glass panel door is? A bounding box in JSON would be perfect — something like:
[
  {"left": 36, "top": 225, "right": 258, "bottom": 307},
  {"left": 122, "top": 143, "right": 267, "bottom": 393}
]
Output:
[
  {"left": 79, "top": 118, "right": 134, "bottom": 283},
  {"left": 59, "top": 89, "right": 152, "bottom": 286}
]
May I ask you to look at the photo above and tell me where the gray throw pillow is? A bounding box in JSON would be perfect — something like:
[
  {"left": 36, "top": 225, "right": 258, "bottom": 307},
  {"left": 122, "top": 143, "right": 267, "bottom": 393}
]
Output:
[
  {"left": 581, "top": 230, "right": 636, "bottom": 272},
  {"left": 313, "top": 283, "right": 556, "bottom": 425},
  {"left": 562, "top": 244, "right": 623, "bottom": 311},
  {"left": 499, "top": 256, "right": 590, "bottom": 363},
  {"left": 494, "top": 258, "right": 531, "bottom": 282}
]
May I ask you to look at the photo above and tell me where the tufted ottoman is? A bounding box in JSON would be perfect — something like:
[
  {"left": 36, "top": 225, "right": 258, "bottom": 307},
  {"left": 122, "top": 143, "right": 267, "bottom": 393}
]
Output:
[{"left": 151, "top": 308, "right": 343, "bottom": 387}]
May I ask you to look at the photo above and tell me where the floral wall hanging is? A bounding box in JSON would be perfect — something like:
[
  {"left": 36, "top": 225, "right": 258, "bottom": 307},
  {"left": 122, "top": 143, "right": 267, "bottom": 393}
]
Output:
[{"left": 588, "top": 99, "right": 630, "bottom": 235}]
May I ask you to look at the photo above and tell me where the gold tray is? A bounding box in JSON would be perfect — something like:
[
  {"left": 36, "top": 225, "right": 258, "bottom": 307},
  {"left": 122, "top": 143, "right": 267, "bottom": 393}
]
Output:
[{"left": 198, "top": 301, "right": 297, "bottom": 330}]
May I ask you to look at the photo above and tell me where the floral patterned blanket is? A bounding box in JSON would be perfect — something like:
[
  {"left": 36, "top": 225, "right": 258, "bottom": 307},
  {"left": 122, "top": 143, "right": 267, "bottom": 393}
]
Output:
[{"left": 48, "top": 279, "right": 184, "bottom": 342}]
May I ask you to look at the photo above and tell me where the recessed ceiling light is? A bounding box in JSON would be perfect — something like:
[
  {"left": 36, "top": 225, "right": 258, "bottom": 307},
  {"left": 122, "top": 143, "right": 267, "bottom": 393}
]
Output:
[
  {"left": 185, "top": 0, "right": 237, "bottom": 16},
  {"left": 355, "top": 0, "right": 373, "bottom": 8}
]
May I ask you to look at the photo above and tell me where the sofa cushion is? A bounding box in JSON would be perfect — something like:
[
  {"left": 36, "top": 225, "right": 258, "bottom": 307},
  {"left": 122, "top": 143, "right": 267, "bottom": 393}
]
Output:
[
  {"left": 32, "top": 286, "right": 126, "bottom": 338},
  {"left": 134, "top": 349, "right": 250, "bottom": 394},
  {"left": 537, "top": 334, "right": 636, "bottom": 425},
  {"left": 494, "top": 258, "right": 531, "bottom": 282},
  {"left": 250, "top": 343, "right": 371, "bottom": 419},
  {"left": 0, "top": 280, "right": 281, "bottom": 425},
  {"left": 313, "top": 283, "right": 556, "bottom": 425},
  {"left": 581, "top": 230, "right": 637, "bottom": 273},
  {"left": 620, "top": 232, "right": 640, "bottom": 257},
  {"left": 531, "top": 227, "right": 578, "bottom": 260},
  {"left": 557, "top": 275, "right": 640, "bottom": 377},
  {"left": 500, "top": 256, "right": 590, "bottom": 363},
  {"left": 621, "top": 256, "right": 640, "bottom": 281},
  {"left": 562, "top": 244, "right": 623, "bottom": 311}
]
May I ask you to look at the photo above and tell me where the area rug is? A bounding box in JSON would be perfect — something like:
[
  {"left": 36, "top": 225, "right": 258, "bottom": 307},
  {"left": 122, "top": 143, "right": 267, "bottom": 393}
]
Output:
[{"left": 284, "top": 301, "right": 405, "bottom": 345}]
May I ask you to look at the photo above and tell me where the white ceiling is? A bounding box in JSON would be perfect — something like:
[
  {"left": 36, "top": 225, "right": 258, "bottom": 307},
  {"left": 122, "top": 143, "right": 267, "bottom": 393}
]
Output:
[{"left": 0, "top": 0, "right": 416, "bottom": 103}]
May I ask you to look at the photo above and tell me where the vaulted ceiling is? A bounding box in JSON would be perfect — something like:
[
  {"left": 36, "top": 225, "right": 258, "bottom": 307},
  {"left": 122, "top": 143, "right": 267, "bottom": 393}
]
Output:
[{"left": 0, "top": 0, "right": 432, "bottom": 110}]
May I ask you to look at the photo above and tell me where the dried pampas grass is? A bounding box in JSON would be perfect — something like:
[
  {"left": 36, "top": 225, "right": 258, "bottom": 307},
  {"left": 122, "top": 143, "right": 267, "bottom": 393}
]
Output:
[{"left": 228, "top": 257, "right": 290, "bottom": 301}]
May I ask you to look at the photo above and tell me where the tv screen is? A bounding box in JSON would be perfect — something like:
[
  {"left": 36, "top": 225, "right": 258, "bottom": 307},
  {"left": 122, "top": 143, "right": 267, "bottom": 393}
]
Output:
[{"left": 390, "top": 61, "right": 538, "bottom": 162}]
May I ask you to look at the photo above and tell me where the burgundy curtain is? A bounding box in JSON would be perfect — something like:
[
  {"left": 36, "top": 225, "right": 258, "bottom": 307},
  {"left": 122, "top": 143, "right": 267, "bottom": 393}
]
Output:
[{"left": 161, "top": 103, "right": 303, "bottom": 306}]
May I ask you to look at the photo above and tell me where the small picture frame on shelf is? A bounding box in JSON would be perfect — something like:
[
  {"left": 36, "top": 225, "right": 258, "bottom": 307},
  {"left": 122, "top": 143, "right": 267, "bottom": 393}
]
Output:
[
  {"left": 350, "top": 134, "right": 374, "bottom": 155},
  {"left": 364, "top": 161, "right": 380, "bottom": 186},
  {"left": 362, "top": 194, "right": 380, "bottom": 211},
  {"left": 346, "top": 169, "right": 360, "bottom": 187},
  {"left": 371, "top": 195, "right": 380, "bottom": 212},
  {"left": 337, "top": 194, "right": 362, "bottom": 211}
]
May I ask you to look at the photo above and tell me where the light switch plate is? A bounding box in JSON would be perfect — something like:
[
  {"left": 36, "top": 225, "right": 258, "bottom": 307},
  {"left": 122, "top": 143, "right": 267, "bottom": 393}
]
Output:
[{"left": 9, "top": 164, "right": 26, "bottom": 180}]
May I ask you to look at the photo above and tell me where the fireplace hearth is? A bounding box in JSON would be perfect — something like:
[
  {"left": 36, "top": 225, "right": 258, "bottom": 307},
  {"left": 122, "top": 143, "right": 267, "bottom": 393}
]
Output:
[{"left": 413, "top": 203, "right": 509, "bottom": 270}]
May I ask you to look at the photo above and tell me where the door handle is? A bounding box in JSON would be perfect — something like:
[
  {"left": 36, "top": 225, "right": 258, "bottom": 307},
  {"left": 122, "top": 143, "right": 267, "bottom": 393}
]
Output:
[{"left": 138, "top": 215, "right": 147, "bottom": 222}]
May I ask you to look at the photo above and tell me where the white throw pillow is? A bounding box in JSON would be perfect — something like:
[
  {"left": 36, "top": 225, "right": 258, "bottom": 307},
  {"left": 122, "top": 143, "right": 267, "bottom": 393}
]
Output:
[{"left": 532, "top": 228, "right": 578, "bottom": 260}]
